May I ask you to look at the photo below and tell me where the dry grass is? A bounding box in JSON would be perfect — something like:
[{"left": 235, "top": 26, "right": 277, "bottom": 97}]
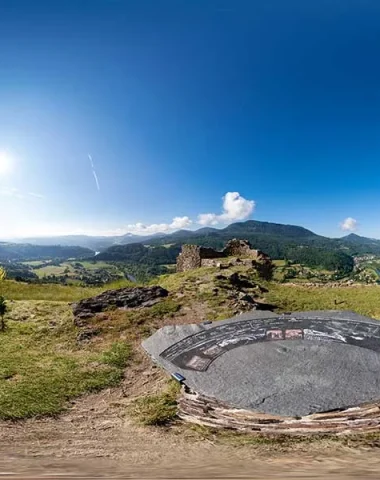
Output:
[
  {"left": 1, "top": 280, "right": 102, "bottom": 301},
  {"left": 0, "top": 278, "right": 136, "bottom": 302}
]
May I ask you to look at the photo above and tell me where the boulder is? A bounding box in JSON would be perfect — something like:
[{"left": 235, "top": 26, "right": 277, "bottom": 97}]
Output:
[{"left": 72, "top": 286, "right": 168, "bottom": 326}]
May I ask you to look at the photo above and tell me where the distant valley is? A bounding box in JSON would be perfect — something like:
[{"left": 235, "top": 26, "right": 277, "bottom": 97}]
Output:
[
  {"left": 4, "top": 219, "right": 380, "bottom": 258},
  {"left": 1, "top": 220, "right": 380, "bottom": 285}
]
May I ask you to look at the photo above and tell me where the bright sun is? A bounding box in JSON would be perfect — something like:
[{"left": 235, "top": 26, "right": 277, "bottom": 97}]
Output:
[{"left": 0, "top": 152, "right": 12, "bottom": 175}]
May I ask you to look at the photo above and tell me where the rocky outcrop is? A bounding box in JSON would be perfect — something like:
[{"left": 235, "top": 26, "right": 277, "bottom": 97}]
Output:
[
  {"left": 214, "top": 272, "right": 275, "bottom": 313},
  {"left": 72, "top": 286, "right": 168, "bottom": 326},
  {"left": 223, "top": 239, "right": 254, "bottom": 257}
]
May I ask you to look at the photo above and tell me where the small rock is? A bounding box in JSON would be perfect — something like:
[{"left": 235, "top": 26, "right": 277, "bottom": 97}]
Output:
[{"left": 239, "top": 294, "right": 255, "bottom": 304}]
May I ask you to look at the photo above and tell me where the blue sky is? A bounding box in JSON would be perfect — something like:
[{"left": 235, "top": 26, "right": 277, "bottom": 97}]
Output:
[{"left": 0, "top": 0, "right": 380, "bottom": 238}]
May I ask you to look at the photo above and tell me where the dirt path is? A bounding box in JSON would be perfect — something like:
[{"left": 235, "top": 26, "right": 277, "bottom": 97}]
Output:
[{"left": 1, "top": 384, "right": 380, "bottom": 479}]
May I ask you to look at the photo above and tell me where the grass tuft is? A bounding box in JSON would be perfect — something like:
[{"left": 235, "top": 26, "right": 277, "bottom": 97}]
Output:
[
  {"left": 149, "top": 299, "right": 181, "bottom": 318},
  {"left": 129, "top": 380, "right": 180, "bottom": 426},
  {"left": 101, "top": 341, "right": 132, "bottom": 368}
]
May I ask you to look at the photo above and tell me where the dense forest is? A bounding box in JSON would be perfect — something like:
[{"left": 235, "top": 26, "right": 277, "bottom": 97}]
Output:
[
  {"left": 285, "top": 247, "right": 354, "bottom": 275},
  {"left": 95, "top": 243, "right": 180, "bottom": 281},
  {"left": 95, "top": 243, "right": 180, "bottom": 264}
]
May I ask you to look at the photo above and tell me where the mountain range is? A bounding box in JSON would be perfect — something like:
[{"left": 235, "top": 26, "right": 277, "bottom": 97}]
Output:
[{"left": 2, "top": 220, "right": 380, "bottom": 263}]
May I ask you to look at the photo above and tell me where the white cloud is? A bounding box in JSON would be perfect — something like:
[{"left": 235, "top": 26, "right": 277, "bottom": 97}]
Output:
[
  {"left": 340, "top": 217, "right": 358, "bottom": 232},
  {"left": 125, "top": 216, "right": 192, "bottom": 236},
  {"left": 198, "top": 213, "right": 219, "bottom": 226},
  {"left": 198, "top": 192, "right": 255, "bottom": 226},
  {"left": 170, "top": 216, "right": 192, "bottom": 229}
]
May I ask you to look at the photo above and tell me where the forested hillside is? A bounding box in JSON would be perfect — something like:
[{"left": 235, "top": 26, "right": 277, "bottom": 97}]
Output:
[{"left": 0, "top": 243, "right": 94, "bottom": 262}]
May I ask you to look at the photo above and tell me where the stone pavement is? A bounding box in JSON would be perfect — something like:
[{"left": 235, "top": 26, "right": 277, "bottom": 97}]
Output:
[{"left": 143, "top": 310, "right": 380, "bottom": 416}]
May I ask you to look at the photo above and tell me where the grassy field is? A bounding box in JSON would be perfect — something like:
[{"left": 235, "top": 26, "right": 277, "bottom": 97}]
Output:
[
  {"left": 0, "top": 301, "right": 131, "bottom": 419},
  {"left": 0, "top": 280, "right": 104, "bottom": 301},
  {"left": 34, "top": 262, "right": 75, "bottom": 278},
  {"left": 0, "top": 277, "right": 180, "bottom": 420},
  {"left": 29, "top": 260, "right": 123, "bottom": 280},
  {"left": 77, "top": 260, "right": 119, "bottom": 271},
  {"left": 21, "top": 260, "right": 47, "bottom": 267},
  {"left": 0, "top": 278, "right": 137, "bottom": 302},
  {"left": 266, "top": 283, "right": 380, "bottom": 319}
]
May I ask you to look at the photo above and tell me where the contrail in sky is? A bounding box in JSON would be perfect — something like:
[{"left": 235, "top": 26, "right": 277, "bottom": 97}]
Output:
[{"left": 88, "top": 154, "right": 100, "bottom": 191}]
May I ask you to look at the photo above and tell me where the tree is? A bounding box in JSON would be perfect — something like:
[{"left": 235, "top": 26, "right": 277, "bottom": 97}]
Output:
[{"left": 0, "top": 267, "right": 7, "bottom": 331}]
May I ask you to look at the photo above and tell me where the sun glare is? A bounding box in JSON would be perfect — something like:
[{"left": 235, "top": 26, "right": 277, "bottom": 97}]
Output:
[{"left": 0, "top": 152, "right": 12, "bottom": 175}]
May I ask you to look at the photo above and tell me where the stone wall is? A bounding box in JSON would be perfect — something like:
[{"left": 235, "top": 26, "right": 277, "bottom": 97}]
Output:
[
  {"left": 201, "top": 259, "right": 222, "bottom": 268},
  {"left": 176, "top": 245, "right": 227, "bottom": 272},
  {"left": 176, "top": 245, "right": 202, "bottom": 272}
]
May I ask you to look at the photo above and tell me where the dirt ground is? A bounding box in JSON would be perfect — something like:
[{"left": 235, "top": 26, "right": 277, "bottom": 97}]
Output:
[{"left": 2, "top": 361, "right": 380, "bottom": 480}]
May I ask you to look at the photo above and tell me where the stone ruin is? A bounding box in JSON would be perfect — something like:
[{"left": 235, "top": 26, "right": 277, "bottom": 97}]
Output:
[
  {"left": 176, "top": 239, "right": 274, "bottom": 280},
  {"left": 176, "top": 245, "right": 222, "bottom": 272},
  {"left": 223, "top": 238, "right": 258, "bottom": 257}
]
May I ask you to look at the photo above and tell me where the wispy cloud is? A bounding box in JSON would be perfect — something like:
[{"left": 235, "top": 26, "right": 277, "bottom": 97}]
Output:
[
  {"left": 340, "top": 217, "right": 358, "bottom": 232},
  {"left": 0, "top": 188, "right": 45, "bottom": 200},
  {"left": 88, "top": 154, "right": 100, "bottom": 191},
  {"left": 27, "top": 192, "right": 46, "bottom": 199}
]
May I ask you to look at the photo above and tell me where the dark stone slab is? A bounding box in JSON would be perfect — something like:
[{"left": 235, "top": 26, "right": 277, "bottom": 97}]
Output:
[
  {"left": 142, "top": 310, "right": 380, "bottom": 417},
  {"left": 72, "top": 286, "right": 168, "bottom": 326}
]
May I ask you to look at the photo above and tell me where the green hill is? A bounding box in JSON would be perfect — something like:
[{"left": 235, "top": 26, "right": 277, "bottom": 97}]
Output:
[{"left": 0, "top": 243, "right": 94, "bottom": 262}]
